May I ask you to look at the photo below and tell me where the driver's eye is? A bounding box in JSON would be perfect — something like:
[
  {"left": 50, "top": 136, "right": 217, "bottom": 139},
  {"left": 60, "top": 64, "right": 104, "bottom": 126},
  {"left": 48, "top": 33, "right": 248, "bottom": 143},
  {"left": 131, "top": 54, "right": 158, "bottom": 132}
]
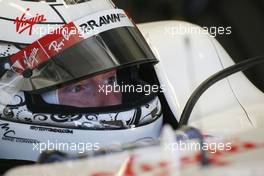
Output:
[
  {"left": 104, "top": 76, "right": 117, "bottom": 86},
  {"left": 70, "top": 85, "right": 84, "bottom": 93}
]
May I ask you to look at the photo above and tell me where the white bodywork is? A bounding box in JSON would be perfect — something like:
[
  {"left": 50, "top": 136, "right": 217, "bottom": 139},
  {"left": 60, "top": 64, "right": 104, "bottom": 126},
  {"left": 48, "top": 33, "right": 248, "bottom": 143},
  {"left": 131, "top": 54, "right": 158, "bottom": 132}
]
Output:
[
  {"left": 5, "top": 126, "right": 264, "bottom": 176},
  {"left": 138, "top": 21, "right": 264, "bottom": 136}
]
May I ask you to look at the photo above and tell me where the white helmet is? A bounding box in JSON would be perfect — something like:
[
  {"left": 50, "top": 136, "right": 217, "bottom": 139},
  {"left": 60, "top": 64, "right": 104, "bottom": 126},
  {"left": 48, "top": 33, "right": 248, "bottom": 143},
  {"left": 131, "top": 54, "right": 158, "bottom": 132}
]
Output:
[{"left": 0, "top": 0, "right": 163, "bottom": 162}]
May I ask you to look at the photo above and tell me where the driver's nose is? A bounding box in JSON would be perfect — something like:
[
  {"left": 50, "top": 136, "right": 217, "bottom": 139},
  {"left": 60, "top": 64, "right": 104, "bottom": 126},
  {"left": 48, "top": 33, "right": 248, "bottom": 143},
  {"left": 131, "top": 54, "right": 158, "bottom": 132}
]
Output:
[{"left": 93, "top": 80, "right": 122, "bottom": 106}]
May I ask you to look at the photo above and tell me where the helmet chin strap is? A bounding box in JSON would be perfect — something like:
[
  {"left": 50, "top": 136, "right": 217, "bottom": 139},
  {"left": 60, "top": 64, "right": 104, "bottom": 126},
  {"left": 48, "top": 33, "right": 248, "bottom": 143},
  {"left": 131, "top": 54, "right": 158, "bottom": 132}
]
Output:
[{"left": 41, "top": 89, "right": 59, "bottom": 105}]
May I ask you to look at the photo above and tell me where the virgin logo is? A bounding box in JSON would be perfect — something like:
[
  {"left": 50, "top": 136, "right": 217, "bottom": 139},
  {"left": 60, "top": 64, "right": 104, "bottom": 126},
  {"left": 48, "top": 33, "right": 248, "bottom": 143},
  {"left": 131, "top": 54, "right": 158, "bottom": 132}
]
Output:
[
  {"left": 23, "top": 48, "right": 40, "bottom": 68},
  {"left": 14, "top": 8, "right": 46, "bottom": 35}
]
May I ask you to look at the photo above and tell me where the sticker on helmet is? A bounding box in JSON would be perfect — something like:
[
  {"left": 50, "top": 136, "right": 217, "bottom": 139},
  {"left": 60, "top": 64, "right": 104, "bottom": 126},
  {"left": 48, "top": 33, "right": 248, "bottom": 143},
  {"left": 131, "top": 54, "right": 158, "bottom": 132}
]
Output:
[{"left": 14, "top": 8, "right": 47, "bottom": 36}]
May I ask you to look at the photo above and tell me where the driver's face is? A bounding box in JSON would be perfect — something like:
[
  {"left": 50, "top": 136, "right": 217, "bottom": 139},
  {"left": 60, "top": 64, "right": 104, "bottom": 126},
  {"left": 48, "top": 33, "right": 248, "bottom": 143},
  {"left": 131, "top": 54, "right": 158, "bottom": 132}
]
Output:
[{"left": 58, "top": 70, "right": 122, "bottom": 107}]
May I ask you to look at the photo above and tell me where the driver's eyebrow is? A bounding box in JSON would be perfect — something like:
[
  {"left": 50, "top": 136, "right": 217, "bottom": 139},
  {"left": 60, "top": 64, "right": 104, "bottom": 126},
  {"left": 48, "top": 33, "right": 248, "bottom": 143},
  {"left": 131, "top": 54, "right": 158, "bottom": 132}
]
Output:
[
  {"left": 101, "top": 71, "right": 117, "bottom": 80},
  {"left": 59, "top": 70, "right": 117, "bottom": 91}
]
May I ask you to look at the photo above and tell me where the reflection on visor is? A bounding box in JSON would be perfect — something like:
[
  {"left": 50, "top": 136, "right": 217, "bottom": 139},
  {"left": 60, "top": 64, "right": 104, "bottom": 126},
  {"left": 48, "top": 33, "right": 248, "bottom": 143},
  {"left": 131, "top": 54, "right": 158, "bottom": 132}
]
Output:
[
  {"left": 42, "top": 70, "right": 122, "bottom": 108},
  {"left": 6, "top": 26, "right": 157, "bottom": 93}
]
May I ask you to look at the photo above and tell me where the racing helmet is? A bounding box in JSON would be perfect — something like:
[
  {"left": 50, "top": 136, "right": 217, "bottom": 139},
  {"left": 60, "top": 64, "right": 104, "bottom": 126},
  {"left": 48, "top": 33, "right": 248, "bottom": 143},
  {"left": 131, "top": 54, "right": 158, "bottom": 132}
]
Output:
[{"left": 0, "top": 0, "right": 163, "bottom": 162}]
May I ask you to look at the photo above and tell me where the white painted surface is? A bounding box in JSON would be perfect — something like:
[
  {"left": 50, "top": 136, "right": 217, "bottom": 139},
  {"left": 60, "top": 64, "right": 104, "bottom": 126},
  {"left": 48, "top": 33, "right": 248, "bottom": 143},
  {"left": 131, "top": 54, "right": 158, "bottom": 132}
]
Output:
[{"left": 138, "top": 21, "right": 264, "bottom": 135}]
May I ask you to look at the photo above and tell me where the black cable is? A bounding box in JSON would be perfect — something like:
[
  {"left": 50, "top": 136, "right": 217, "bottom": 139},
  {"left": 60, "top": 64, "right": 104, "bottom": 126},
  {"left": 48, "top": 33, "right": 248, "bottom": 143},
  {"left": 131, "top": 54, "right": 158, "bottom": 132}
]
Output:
[{"left": 179, "top": 55, "right": 264, "bottom": 127}]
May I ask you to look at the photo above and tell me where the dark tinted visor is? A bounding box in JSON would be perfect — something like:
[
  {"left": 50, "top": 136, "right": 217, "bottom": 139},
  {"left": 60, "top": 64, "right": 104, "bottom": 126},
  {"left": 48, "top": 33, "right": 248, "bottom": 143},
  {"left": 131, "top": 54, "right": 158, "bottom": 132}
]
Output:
[{"left": 4, "top": 26, "right": 158, "bottom": 93}]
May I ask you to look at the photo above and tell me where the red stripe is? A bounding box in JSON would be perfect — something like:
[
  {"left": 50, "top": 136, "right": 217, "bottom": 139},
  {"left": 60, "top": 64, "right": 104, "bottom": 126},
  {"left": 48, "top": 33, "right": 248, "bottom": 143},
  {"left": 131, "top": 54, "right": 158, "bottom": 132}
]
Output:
[{"left": 10, "top": 22, "right": 84, "bottom": 74}]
